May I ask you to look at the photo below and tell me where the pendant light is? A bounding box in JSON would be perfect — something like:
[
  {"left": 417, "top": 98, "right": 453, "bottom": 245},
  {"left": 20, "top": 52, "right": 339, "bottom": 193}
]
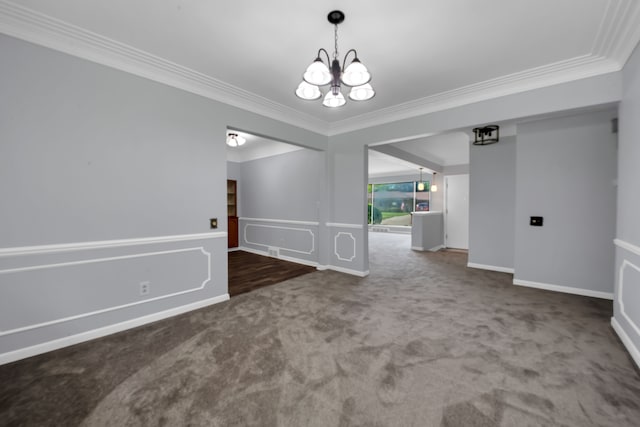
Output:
[
  {"left": 295, "top": 10, "right": 375, "bottom": 107},
  {"left": 417, "top": 168, "right": 425, "bottom": 191},
  {"left": 431, "top": 173, "right": 438, "bottom": 192}
]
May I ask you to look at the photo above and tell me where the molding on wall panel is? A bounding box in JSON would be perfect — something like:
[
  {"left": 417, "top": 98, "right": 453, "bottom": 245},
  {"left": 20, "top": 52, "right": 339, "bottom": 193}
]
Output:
[
  {"left": 0, "top": 247, "right": 212, "bottom": 336},
  {"left": 326, "top": 223, "right": 365, "bottom": 229},
  {"left": 0, "top": 1, "right": 328, "bottom": 135},
  {"left": 0, "top": 232, "right": 226, "bottom": 257},
  {"left": 617, "top": 259, "right": 640, "bottom": 337},
  {"left": 317, "top": 265, "right": 370, "bottom": 277},
  {"left": 611, "top": 317, "right": 640, "bottom": 369},
  {"left": 240, "top": 217, "right": 319, "bottom": 226},
  {"left": 467, "top": 262, "right": 515, "bottom": 274},
  {"left": 615, "top": 238, "right": 640, "bottom": 257},
  {"left": 238, "top": 246, "right": 318, "bottom": 268},
  {"left": 513, "top": 279, "right": 613, "bottom": 300},
  {"left": 0, "top": 294, "right": 229, "bottom": 366},
  {"left": 334, "top": 232, "right": 357, "bottom": 262},
  {"left": 243, "top": 224, "right": 315, "bottom": 255}
]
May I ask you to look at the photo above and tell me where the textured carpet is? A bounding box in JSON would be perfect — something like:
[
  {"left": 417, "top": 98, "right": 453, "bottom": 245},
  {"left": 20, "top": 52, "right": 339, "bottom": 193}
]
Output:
[{"left": 1, "top": 233, "right": 639, "bottom": 426}]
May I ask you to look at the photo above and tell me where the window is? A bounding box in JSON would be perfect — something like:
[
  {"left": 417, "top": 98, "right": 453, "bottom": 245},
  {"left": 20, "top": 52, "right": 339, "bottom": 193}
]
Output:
[{"left": 368, "top": 180, "right": 430, "bottom": 225}]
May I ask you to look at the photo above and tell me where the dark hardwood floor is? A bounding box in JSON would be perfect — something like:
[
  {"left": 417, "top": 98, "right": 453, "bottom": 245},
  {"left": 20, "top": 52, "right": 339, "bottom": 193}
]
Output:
[{"left": 228, "top": 251, "right": 317, "bottom": 296}]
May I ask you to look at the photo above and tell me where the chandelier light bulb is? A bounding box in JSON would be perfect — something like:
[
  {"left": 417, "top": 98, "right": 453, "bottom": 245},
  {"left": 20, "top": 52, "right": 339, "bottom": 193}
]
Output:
[
  {"left": 342, "top": 58, "right": 371, "bottom": 87},
  {"left": 323, "top": 91, "right": 346, "bottom": 108},
  {"left": 295, "top": 81, "right": 322, "bottom": 100},
  {"left": 349, "top": 83, "right": 375, "bottom": 101},
  {"left": 303, "top": 59, "right": 331, "bottom": 86}
]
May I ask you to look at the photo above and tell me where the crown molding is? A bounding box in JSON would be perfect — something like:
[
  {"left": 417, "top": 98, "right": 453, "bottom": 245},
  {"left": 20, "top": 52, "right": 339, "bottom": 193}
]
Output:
[
  {"left": 327, "top": 54, "right": 620, "bottom": 135},
  {"left": 0, "top": 1, "right": 329, "bottom": 135},
  {"left": 328, "top": 0, "right": 640, "bottom": 136},
  {"left": 1, "top": 0, "right": 638, "bottom": 138}
]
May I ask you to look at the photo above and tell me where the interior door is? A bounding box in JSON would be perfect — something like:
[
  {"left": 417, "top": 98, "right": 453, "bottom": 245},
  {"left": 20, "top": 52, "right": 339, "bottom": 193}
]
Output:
[{"left": 445, "top": 174, "right": 469, "bottom": 249}]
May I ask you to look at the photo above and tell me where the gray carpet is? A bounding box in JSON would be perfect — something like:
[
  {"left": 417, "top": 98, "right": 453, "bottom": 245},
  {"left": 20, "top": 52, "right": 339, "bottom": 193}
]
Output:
[{"left": 1, "top": 232, "right": 639, "bottom": 426}]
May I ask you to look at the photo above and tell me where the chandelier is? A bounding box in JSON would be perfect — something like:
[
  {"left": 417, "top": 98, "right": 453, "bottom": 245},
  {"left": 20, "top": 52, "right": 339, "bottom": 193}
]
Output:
[{"left": 295, "top": 10, "right": 375, "bottom": 108}]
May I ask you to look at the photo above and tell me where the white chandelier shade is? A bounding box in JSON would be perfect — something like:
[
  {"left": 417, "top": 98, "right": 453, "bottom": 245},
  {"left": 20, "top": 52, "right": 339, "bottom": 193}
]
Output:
[{"left": 226, "top": 133, "right": 246, "bottom": 147}]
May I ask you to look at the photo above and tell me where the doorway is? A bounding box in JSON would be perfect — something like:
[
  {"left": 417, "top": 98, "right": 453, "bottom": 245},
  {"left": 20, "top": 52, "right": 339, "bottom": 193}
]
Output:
[{"left": 445, "top": 174, "right": 469, "bottom": 249}]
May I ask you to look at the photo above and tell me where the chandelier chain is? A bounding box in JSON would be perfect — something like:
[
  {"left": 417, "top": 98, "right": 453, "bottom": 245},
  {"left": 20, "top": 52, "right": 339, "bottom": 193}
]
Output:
[{"left": 333, "top": 24, "right": 339, "bottom": 60}]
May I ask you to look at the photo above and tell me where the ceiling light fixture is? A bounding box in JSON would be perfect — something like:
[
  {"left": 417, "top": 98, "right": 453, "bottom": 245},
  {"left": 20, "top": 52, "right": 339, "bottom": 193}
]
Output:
[
  {"left": 472, "top": 125, "right": 500, "bottom": 145},
  {"left": 431, "top": 173, "right": 438, "bottom": 192},
  {"left": 295, "top": 10, "right": 375, "bottom": 108},
  {"left": 417, "top": 168, "right": 425, "bottom": 191},
  {"left": 226, "top": 133, "right": 245, "bottom": 147}
]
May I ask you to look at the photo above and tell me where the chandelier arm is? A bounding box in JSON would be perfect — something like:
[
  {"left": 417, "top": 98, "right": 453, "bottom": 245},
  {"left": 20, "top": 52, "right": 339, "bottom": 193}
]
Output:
[
  {"left": 316, "top": 48, "right": 331, "bottom": 65},
  {"left": 341, "top": 49, "right": 359, "bottom": 71}
]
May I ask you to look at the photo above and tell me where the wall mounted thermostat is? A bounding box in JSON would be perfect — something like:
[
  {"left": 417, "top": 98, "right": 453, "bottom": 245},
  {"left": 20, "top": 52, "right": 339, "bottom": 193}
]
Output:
[{"left": 530, "top": 216, "right": 543, "bottom": 226}]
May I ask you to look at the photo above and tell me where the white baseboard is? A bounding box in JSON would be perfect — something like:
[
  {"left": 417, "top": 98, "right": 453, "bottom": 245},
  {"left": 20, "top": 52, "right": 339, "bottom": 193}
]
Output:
[
  {"left": 411, "top": 246, "right": 425, "bottom": 251},
  {"left": 0, "top": 294, "right": 229, "bottom": 366},
  {"left": 237, "top": 246, "right": 318, "bottom": 268},
  {"left": 467, "top": 262, "right": 515, "bottom": 274},
  {"left": 429, "top": 245, "right": 445, "bottom": 252},
  {"left": 612, "top": 317, "right": 640, "bottom": 369},
  {"left": 317, "top": 265, "right": 370, "bottom": 277},
  {"left": 513, "top": 279, "right": 613, "bottom": 300}
]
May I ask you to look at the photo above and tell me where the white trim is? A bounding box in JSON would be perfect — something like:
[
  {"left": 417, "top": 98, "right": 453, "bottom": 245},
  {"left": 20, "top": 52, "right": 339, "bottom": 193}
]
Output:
[
  {"left": 1, "top": 1, "right": 638, "bottom": 137},
  {"left": 0, "top": 247, "right": 212, "bottom": 336},
  {"left": 0, "top": 1, "right": 327, "bottom": 135},
  {"left": 513, "top": 279, "right": 613, "bottom": 300},
  {"left": 317, "top": 265, "right": 370, "bottom": 277},
  {"left": 617, "top": 259, "right": 640, "bottom": 337},
  {"left": 326, "top": 222, "right": 365, "bottom": 229},
  {"left": 615, "top": 238, "right": 640, "bottom": 257},
  {"left": 334, "top": 232, "right": 357, "bottom": 262},
  {"left": 240, "top": 217, "right": 319, "bottom": 226},
  {"left": 243, "top": 223, "right": 315, "bottom": 255},
  {"left": 0, "top": 232, "right": 226, "bottom": 257},
  {"left": 611, "top": 317, "right": 640, "bottom": 369},
  {"left": 0, "top": 294, "right": 229, "bottom": 366},
  {"left": 467, "top": 262, "right": 515, "bottom": 274},
  {"left": 411, "top": 245, "right": 444, "bottom": 252},
  {"left": 237, "top": 246, "right": 318, "bottom": 268}
]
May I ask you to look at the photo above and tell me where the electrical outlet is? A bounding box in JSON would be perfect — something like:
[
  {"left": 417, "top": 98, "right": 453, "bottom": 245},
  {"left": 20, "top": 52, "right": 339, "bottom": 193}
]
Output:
[{"left": 139, "top": 281, "right": 150, "bottom": 296}]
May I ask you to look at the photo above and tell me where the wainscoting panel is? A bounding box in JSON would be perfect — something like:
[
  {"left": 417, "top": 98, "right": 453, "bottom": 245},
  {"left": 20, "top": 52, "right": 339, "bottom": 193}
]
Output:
[
  {"left": 613, "top": 239, "right": 640, "bottom": 368},
  {"left": 325, "top": 223, "right": 369, "bottom": 276},
  {"left": 240, "top": 218, "right": 319, "bottom": 264},
  {"left": 0, "top": 232, "right": 228, "bottom": 363}
]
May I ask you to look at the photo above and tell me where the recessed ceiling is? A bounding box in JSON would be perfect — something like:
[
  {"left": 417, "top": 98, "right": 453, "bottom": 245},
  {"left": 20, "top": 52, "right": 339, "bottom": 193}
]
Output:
[
  {"left": 226, "top": 131, "right": 304, "bottom": 163},
  {"left": 368, "top": 150, "right": 432, "bottom": 178},
  {"left": 392, "top": 132, "right": 471, "bottom": 167},
  {"left": 2, "top": 0, "right": 639, "bottom": 134}
]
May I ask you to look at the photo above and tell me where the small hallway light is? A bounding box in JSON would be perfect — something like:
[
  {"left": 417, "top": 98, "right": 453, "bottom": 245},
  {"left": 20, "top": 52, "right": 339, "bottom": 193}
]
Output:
[{"left": 226, "top": 133, "right": 246, "bottom": 147}]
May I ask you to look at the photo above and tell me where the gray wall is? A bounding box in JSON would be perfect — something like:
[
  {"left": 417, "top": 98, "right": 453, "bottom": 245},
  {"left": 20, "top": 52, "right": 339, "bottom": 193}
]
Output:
[
  {"left": 468, "top": 136, "right": 517, "bottom": 272},
  {"left": 613, "top": 42, "right": 640, "bottom": 366},
  {"left": 514, "top": 110, "right": 617, "bottom": 297},
  {"left": 0, "top": 34, "right": 326, "bottom": 362},
  {"left": 238, "top": 149, "right": 323, "bottom": 222},
  {"left": 232, "top": 149, "right": 325, "bottom": 265}
]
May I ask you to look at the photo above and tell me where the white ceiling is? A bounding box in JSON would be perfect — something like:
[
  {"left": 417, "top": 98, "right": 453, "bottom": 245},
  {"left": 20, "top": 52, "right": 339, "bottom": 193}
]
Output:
[
  {"left": 226, "top": 131, "right": 304, "bottom": 163},
  {"left": 2, "top": 0, "right": 639, "bottom": 135}
]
